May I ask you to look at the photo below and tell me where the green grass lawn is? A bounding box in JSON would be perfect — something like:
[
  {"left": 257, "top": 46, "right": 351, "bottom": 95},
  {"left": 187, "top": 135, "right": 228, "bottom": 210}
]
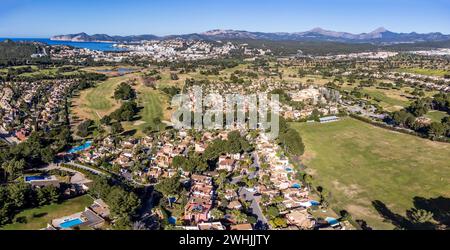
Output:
[
  {"left": 397, "top": 68, "right": 450, "bottom": 77},
  {"left": 123, "top": 88, "right": 165, "bottom": 135},
  {"left": 0, "top": 195, "right": 94, "bottom": 230},
  {"left": 72, "top": 71, "right": 167, "bottom": 137},
  {"left": 361, "top": 89, "right": 411, "bottom": 111},
  {"left": 84, "top": 76, "right": 123, "bottom": 111},
  {"left": 73, "top": 75, "right": 130, "bottom": 121},
  {"left": 425, "top": 111, "right": 449, "bottom": 123},
  {"left": 291, "top": 118, "right": 450, "bottom": 229}
]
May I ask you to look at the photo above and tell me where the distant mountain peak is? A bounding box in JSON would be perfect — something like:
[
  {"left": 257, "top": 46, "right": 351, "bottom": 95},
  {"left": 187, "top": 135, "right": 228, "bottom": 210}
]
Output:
[
  {"left": 370, "top": 27, "right": 389, "bottom": 34},
  {"left": 51, "top": 28, "right": 450, "bottom": 44},
  {"left": 309, "top": 27, "right": 326, "bottom": 32},
  {"left": 202, "top": 29, "right": 234, "bottom": 35}
]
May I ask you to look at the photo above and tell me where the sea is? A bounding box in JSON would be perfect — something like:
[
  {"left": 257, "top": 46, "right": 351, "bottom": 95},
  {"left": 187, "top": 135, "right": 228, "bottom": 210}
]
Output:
[{"left": 0, "top": 38, "right": 126, "bottom": 52}]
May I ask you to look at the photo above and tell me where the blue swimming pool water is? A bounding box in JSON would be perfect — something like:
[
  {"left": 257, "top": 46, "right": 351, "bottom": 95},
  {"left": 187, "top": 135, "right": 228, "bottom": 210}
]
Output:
[
  {"left": 168, "top": 217, "right": 177, "bottom": 225},
  {"left": 60, "top": 218, "right": 84, "bottom": 229},
  {"left": 292, "top": 183, "right": 301, "bottom": 188},
  {"left": 68, "top": 141, "right": 92, "bottom": 154},
  {"left": 310, "top": 200, "right": 320, "bottom": 206},
  {"left": 25, "top": 176, "right": 46, "bottom": 182}
]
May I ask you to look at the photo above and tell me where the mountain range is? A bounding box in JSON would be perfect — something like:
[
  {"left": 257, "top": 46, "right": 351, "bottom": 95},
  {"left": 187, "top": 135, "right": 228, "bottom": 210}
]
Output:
[{"left": 51, "top": 27, "right": 450, "bottom": 44}]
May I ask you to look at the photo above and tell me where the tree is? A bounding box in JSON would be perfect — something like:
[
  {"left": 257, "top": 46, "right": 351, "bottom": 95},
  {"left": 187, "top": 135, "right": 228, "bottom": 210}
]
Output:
[
  {"left": 108, "top": 188, "right": 141, "bottom": 218},
  {"left": 111, "top": 122, "right": 124, "bottom": 135},
  {"left": 339, "top": 210, "right": 352, "bottom": 222},
  {"left": 408, "top": 208, "right": 434, "bottom": 224},
  {"left": 132, "top": 221, "right": 148, "bottom": 230},
  {"left": 265, "top": 206, "right": 280, "bottom": 220},
  {"left": 271, "top": 217, "right": 287, "bottom": 228},
  {"left": 407, "top": 99, "right": 431, "bottom": 117},
  {"left": 1, "top": 159, "right": 25, "bottom": 180},
  {"left": 155, "top": 175, "right": 181, "bottom": 197},
  {"left": 303, "top": 174, "right": 313, "bottom": 190},
  {"left": 40, "top": 147, "right": 55, "bottom": 164},
  {"left": 77, "top": 120, "right": 94, "bottom": 138},
  {"left": 113, "top": 216, "right": 133, "bottom": 230},
  {"left": 230, "top": 209, "right": 248, "bottom": 224},
  {"left": 318, "top": 188, "right": 330, "bottom": 208},
  {"left": 114, "top": 82, "right": 136, "bottom": 100},
  {"left": 172, "top": 156, "right": 186, "bottom": 169},
  {"left": 392, "top": 110, "right": 414, "bottom": 126},
  {"left": 170, "top": 73, "right": 179, "bottom": 81},
  {"left": 210, "top": 208, "right": 224, "bottom": 220},
  {"left": 428, "top": 122, "right": 445, "bottom": 139},
  {"left": 279, "top": 128, "right": 305, "bottom": 156},
  {"left": 100, "top": 116, "right": 112, "bottom": 125},
  {"left": 153, "top": 117, "right": 162, "bottom": 131},
  {"left": 6, "top": 182, "right": 30, "bottom": 209},
  {"left": 110, "top": 101, "right": 139, "bottom": 122},
  {"left": 35, "top": 186, "right": 60, "bottom": 206}
]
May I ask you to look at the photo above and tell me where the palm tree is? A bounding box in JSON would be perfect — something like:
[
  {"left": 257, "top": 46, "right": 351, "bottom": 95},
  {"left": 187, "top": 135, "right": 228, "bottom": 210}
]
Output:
[
  {"left": 303, "top": 174, "right": 313, "bottom": 190},
  {"left": 132, "top": 221, "right": 148, "bottom": 230},
  {"left": 210, "top": 208, "right": 224, "bottom": 220},
  {"left": 409, "top": 209, "right": 434, "bottom": 224}
]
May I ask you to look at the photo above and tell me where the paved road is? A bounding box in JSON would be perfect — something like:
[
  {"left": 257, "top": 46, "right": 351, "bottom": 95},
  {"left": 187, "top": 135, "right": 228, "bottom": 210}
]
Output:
[
  {"left": 231, "top": 152, "right": 260, "bottom": 184},
  {"left": 0, "top": 126, "right": 20, "bottom": 145},
  {"left": 238, "top": 187, "right": 269, "bottom": 229},
  {"left": 234, "top": 152, "right": 269, "bottom": 229},
  {"left": 40, "top": 164, "right": 92, "bottom": 184},
  {"left": 64, "top": 161, "right": 107, "bottom": 176}
]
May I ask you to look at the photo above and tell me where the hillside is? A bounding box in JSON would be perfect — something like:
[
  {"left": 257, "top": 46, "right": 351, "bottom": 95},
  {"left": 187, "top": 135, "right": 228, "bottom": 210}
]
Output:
[{"left": 51, "top": 28, "right": 450, "bottom": 44}]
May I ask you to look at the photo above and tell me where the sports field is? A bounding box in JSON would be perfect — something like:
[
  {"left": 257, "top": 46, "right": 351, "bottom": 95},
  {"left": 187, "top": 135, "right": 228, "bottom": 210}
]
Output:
[
  {"left": 291, "top": 118, "right": 450, "bottom": 229},
  {"left": 72, "top": 75, "right": 127, "bottom": 120},
  {"left": 122, "top": 83, "right": 168, "bottom": 136},
  {"left": 71, "top": 72, "right": 168, "bottom": 136}
]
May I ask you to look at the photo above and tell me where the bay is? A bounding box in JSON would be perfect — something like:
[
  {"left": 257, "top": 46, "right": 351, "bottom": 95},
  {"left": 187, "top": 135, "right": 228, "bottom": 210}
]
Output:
[{"left": 0, "top": 38, "right": 127, "bottom": 52}]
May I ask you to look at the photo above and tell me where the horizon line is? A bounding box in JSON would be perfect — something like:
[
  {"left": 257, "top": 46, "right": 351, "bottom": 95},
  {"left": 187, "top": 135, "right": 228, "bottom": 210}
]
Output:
[{"left": 2, "top": 26, "right": 450, "bottom": 38}]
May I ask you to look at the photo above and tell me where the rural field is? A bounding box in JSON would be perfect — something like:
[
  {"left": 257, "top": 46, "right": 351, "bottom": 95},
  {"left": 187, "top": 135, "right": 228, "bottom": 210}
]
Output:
[
  {"left": 291, "top": 118, "right": 450, "bottom": 229},
  {"left": 0, "top": 195, "right": 93, "bottom": 230}
]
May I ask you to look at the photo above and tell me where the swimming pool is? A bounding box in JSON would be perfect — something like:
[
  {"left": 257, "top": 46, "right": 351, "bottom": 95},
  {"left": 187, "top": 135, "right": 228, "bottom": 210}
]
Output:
[
  {"left": 68, "top": 141, "right": 92, "bottom": 154},
  {"left": 24, "top": 176, "right": 46, "bottom": 182},
  {"left": 168, "top": 217, "right": 177, "bottom": 225},
  {"left": 60, "top": 218, "right": 84, "bottom": 229}
]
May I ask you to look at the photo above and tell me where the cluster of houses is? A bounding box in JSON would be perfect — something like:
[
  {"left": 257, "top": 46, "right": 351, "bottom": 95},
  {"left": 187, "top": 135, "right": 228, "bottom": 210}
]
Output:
[
  {"left": 385, "top": 72, "right": 450, "bottom": 92},
  {"left": 184, "top": 77, "right": 341, "bottom": 123},
  {"left": 0, "top": 79, "right": 78, "bottom": 142},
  {"left": 253, "top": 133, "right": 318, "bottom": 229},
  {"left": 49, "top": 45, "right": 127, "bottom": 63},
  {"left": 116, "top": 39, "right": 239, "bottom": 62},
  {"left": 183, "top": 174, "right": 215, "bottom": 224}
]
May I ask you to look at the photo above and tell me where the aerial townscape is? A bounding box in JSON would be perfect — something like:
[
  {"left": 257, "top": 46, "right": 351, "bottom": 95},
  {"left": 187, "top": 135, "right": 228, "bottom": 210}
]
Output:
[{"left": 0, "top": 1, "right": 449, "bottom": 236}]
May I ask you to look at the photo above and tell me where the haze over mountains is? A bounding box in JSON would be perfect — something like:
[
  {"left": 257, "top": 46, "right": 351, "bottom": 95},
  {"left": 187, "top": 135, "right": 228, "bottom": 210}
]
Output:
[{"left": 51, "top": 27, "right": 450, "bottom": 44}]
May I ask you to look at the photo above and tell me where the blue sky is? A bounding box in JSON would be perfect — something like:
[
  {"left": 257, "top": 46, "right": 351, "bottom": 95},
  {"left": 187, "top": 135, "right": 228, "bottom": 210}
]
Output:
[{"left": 1, "top": 0, "right": 449, "bottom": 37}]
